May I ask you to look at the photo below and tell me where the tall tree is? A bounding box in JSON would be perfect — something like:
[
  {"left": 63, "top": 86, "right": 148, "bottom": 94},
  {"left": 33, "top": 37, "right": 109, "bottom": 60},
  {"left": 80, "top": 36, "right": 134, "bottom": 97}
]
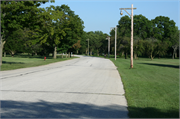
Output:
[
  {"left": 144, "top": 38, "right": 159, "bottom": 60},
  {"left": 56, "top": 5, "right": 84, "bottom": 55},
  {"left": 151, "top": 16, "right": 176, "bottom": 42},
  {"left": 170, "top": 27, "right": 179, "bottom": 59},
  {"left": 0, "top": 0, "right": 55, "bottom": 66},
  {"left": 133, "top": 14, "right": 152, "bottom": 39},
  {"left": 133, "top": 36, "right": 144, "bottom": 59},
  {"left": 37, "top": 6, "right": 68, "bottom": 59}
]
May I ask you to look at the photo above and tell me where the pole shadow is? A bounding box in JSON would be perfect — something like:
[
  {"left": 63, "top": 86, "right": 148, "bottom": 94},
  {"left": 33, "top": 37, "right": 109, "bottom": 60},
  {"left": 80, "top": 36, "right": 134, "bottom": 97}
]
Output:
[{"left": 139, "top": 63, "right": 179, "bottom": 69}]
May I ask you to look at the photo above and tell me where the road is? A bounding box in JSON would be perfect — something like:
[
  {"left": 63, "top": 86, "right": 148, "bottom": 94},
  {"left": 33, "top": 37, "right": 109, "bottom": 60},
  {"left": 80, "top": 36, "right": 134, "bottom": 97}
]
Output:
[{"left": 0, "top": 55, "right": 128, "bottom": 118}]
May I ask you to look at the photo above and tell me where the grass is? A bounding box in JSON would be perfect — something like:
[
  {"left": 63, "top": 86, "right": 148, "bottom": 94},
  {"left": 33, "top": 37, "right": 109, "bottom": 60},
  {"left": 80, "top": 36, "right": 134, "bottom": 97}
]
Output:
[
  {"left": 110, "top": 57, "right": 179, "bottom": 118},
  {"left": 1, "top": 54, "right": 78, "bottom": 71}
]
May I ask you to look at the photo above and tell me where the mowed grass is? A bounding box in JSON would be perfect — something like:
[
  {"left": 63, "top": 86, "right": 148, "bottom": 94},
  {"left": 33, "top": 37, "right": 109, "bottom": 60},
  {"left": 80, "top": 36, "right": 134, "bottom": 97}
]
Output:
[
  {"left": 110, "top": 58, "right": 179, "bottom": 118},
  {"left": 1, "top": 54, "right": 78, "bottom": 71}
]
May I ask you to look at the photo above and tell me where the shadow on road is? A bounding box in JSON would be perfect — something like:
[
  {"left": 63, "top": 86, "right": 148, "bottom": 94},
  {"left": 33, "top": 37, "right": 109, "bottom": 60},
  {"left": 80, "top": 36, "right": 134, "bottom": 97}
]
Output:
[{"left": 1, "top": 100, "right": 128, "bottom": 118}]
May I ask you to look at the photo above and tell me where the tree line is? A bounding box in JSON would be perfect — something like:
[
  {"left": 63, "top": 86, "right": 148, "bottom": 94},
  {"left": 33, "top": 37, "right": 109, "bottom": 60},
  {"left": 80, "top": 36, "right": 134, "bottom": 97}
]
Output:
[
  {"left": 1, "top": 0, "right": 85, "bottom": 66},
  {"left": 109, "top": 15, "right": 179, "bottom": 60},
  {"left": 1, "top": 0, "right": 179, "bottom": 67}
]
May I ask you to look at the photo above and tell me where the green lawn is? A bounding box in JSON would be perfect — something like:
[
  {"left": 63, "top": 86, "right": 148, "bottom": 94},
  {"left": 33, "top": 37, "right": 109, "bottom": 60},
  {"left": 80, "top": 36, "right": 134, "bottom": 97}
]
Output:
[
  {"left": 110, "top": 58, "right": 179, "bottom": 118},
  {"left": 1, "top": 54, "right": 78, "bottom": 71}
]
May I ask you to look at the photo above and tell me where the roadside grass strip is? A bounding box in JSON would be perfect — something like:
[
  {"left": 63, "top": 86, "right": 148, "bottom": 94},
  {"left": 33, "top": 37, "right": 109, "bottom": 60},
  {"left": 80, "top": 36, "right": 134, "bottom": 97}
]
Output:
[
  {"left": 110, "top": 58, "right": 179, "bottom": 118},
  {"left": 1, "top": 54, "right": 78, "bottom": 71}
]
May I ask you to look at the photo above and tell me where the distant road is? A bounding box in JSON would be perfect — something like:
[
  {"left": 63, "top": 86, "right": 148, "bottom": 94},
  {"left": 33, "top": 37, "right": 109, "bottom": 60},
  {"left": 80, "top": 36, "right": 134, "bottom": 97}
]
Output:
[{"left": 0, "top": 55, "right": 128, "bottom": 118}]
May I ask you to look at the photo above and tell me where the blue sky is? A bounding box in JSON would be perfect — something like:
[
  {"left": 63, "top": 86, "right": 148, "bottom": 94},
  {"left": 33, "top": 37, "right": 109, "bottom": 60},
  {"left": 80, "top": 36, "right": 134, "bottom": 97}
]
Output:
[{"left": 39, "top": 0, "right": 180, "bottom": 35}]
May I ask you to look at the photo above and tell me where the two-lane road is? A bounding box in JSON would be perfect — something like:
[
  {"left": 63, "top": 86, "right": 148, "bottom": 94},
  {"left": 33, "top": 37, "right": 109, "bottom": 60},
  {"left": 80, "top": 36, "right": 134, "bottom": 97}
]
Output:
[{"left": 0, "top": 55, "right": 128, "bottom": 118}]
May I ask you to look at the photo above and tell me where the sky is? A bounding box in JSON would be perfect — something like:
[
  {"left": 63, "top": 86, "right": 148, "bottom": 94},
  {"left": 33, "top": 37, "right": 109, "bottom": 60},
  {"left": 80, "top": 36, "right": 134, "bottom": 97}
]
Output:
[{"left": 39, "top": 0, "right": 180, "bottom": 35}]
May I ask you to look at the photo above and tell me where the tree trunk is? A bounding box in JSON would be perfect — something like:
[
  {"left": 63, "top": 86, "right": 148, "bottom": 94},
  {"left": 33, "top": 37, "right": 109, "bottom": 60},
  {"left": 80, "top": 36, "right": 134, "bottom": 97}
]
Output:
[
  {"left": 68, "top": 52, "right": 70, "bottom": 58},
  {"left": 125, "top": 52, "right": 128, "bottom": 59},
  {"left": 4, "top": 52, "right": 6, "bottom": 57},
  {"left": 151, "top": 53, "right": 153, "bottom": 60},
  {"left": 175, "top": 52, "right": 177, "bottom": 58},
  {"left": 0, "top": 38, "right": 6, "bottom": 66},
  {"left": 66, "top": 52, "right": 67, "bottom": 58},
  {"left": 86, "top": 49, "right": 87, "bottom": 55},
  {"left": 53, "top": 46, "right": 57, "bottom": 59},
  {"left": 62, "top": 53, "right": 63, "bottom": 58},
  {"left": 10, "top": 51, "right": 15, "bottom": 57},
  {"left": 172, "top": 50, "right": 175, "bottom": 59},
  {"left": 122, "top": 52, "right": 124, "bottom": 57},
  {"left": 90, "top": 50, "right": 92, "bottom": 56},
  {"left": 77, "top": 50, "right": 78, "bottom": 54},
  {"left": 0, "top": 40, "right": 3, "bottom": 66},
  {"left": 35, "top": 52, "right": 37, "bottom": 55},
  {"left": 134, "top": 53, "right": 137, "bottom": 59}
]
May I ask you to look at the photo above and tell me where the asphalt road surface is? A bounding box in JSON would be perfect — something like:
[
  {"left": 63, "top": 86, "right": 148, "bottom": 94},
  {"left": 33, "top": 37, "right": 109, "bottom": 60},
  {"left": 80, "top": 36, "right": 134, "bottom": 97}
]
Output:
[{"left": 0, "top": 55, "right": 128, "bottom": 118}]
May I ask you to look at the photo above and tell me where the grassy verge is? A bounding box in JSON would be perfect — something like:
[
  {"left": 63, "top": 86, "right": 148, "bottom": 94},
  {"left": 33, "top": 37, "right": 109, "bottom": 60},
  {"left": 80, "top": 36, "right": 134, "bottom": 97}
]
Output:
[
  {"left": 1, "top": 54, "right": 78, "bottom": 71},
  {"left": 110, "top": 57, "right": 179, "bottom": 118}
]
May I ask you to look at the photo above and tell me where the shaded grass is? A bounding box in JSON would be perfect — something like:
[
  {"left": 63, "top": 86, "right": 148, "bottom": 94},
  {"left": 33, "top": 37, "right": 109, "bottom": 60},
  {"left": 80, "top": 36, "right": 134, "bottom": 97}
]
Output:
[
  {"left": 1, "top": 54, "right": 78, "bottom": 71},
  {"left": 110, "top": 58, "right": 179, "bottom": 118}
]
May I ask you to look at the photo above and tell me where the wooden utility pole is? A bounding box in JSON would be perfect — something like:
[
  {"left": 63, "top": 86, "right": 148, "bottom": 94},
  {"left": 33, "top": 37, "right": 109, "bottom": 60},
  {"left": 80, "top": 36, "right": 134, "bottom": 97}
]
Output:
[
  {"left": 120, "top": 4, "right": 137, "bottom": 68},
  {"left": 86, "top": 39, "right": 89, "bottom": 56},
  {"left": 115, "top": 26, "right": 117, "bottom": 60},
  {"left": 106, "top": 36, "right": 110, "bottom": 58},
  {"left": 110, "top": 27, "right": 117, "bottom": 60}
]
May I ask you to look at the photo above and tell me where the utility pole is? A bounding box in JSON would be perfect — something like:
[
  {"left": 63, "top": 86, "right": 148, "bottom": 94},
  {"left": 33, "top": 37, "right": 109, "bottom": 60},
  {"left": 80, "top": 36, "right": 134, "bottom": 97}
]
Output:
[
  {"left": 120, "top": 4, "right": 136, "bottom": 68},
  {"left": 115, "top": 26, "right": 117, "bottom": 61},
  {"left": 111, "top": 26, "right": 117, "bottom": 60},
  {"left": 106, "top": 36, "right": 110, "bottom": 58}
]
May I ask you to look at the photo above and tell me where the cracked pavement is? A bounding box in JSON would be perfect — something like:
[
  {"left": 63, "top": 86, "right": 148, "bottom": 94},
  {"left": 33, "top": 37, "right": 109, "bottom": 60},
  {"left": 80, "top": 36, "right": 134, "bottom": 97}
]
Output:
[{"left": 0, "top": 55, "right": 128, "bottom": 118}]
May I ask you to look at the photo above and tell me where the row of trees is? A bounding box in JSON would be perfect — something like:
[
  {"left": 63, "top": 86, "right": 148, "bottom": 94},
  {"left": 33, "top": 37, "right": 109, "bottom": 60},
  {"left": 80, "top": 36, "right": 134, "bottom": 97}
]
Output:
[
  {"left": 109, "top": 15, "right": 179, "bottom": 60},
  {"left": 1, "top": 0, "right": 85, "bottom": 66},
  {"left": 1, "top": 1, "right": 179, "bottom": 66}
]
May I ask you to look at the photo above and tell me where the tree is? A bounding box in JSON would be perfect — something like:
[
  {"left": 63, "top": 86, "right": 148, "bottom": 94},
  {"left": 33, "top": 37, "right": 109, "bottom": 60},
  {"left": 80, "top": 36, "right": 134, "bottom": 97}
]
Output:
[
  {"left": 170, "top": 27, "right": 179, "bottom": 59},
  {"left": 133, "top": 36, "right": 144, "bottom": 59},
  {"left": 79, "top": 31, "right": 88, "bottom": 54},
  {"left": 37, "top": 6, "right": 68, "bottom": 59},
  {"left": 4, "top": 29, "right": 24, "bottom": 57},
  {"left": 1, "top": 0, "right": 55, "bottom": 66},
  {"left": 151, "top": 16, "right": 176, "bottom": 43},
  {"left": 118, "top": 15, "right": 131, "bottom": 37},
  {"left": 51, "top": 5, "right": 84, "bottom": 57},
  {"left": 144, "top": 38, "right": 159, "bottom": 60},
  {"left": 72, "top": 40, "right": 81, "bottom": 54},
  {"left": 133, "top": 14, "right": 152, "bottom": 39}
]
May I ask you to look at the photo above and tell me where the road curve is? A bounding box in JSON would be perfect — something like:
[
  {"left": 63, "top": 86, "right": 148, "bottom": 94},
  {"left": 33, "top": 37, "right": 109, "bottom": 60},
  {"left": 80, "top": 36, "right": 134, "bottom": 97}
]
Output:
[{"left": 0, "top": 55, "right": 128, "bottom": 118}]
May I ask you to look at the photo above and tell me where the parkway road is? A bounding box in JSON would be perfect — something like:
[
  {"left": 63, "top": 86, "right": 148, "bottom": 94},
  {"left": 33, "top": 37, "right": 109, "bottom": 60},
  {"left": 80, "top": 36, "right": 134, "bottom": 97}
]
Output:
[{"left": 0, "top": 55, "right": 128, "bottom": 118}]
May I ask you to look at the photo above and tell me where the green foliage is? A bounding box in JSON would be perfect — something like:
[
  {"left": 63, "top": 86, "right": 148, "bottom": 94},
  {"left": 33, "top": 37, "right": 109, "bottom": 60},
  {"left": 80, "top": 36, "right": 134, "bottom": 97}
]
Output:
[
  {"left": 78, "top": 31, "right": 108, "bottom": 55},
  {"left": 151, "top": 16, "right": 176, "bottom": 42},
  {"left": 133, "top": 36, "right": 144, "bottom": 58},
  {"left": 144, "top": 38, "right": 159, "bottom": 60},
  {"left": 4, "top": 29, "right": 24, "bottom": 56},
  {"left": 115, "top": 14, "right": 178, "bottom": 59},
  {"left": 133, "top": 14, "right": 152, "bottom": 39}
]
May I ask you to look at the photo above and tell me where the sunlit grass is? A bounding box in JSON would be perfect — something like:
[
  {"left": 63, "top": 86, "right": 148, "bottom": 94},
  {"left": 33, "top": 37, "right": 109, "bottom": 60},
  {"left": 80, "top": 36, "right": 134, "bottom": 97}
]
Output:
[
  {"left": 110, "top": 58, "right": 179, "bottom": 118},
  {"left": 1, "top": 54, "right": 78, "bottom": 71}
]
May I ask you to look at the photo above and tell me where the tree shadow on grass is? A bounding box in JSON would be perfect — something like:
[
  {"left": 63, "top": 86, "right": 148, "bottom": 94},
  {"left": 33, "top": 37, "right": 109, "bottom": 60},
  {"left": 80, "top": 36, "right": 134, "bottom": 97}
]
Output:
[
  {"left": 1, "top": 100, "right": 128, "bottom": 118},
  {"left": 139, "top": 63, "right": 179, "bottom": 69},
  {"left": 2, "top": 61, "right": 24, "bottom": 64},
  {"left": 128, "top": 106, "right": 179, "bottom": 118}
]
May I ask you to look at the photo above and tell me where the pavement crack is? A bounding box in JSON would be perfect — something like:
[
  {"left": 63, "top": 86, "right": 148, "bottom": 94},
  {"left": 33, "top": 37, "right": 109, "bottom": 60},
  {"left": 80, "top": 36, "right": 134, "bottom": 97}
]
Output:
[{"left": 1, "top": 90, "right": 124, "bottom": 96}]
